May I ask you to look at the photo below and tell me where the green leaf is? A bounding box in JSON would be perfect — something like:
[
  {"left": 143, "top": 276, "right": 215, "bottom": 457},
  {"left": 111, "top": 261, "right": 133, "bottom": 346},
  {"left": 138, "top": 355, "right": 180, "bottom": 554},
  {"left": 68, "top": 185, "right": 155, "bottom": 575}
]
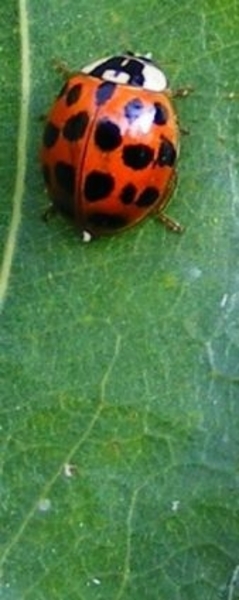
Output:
[{"left": 1, "top": 1, "right": 239, "bottom": 598}]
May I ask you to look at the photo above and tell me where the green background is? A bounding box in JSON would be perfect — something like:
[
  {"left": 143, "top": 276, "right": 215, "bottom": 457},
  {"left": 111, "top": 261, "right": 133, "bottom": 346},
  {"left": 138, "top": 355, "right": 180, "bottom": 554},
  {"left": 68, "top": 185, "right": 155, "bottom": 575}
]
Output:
[{"left": 1, "top": 1, "right": 239, "bottom": 598}]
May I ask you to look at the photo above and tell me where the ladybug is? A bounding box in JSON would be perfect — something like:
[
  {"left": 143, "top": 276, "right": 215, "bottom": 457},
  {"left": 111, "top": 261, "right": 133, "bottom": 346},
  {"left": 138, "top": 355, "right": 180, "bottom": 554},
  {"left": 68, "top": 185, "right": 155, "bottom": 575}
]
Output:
[{"left": 41, "top": 52, "right": 182, "bottom": 240}]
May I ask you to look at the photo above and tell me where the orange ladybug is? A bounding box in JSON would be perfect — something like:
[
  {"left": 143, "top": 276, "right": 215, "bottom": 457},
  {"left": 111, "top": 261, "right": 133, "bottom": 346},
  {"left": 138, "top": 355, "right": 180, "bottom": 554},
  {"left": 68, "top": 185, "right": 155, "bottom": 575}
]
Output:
[{"left": 41, "top": 52, "right": 181, "bottom": 240}]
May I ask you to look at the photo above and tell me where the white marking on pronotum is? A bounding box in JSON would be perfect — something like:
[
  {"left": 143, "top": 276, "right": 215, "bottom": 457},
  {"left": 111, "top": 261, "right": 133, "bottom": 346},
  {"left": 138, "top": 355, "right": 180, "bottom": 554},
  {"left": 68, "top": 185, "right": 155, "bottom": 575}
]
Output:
[
  {"left": 83, "top": 54, "right": 167, "bottom": 92},
  {"left": 142, "top": 63, "right": 167, "bottom": 91},
  {"left": 0, "top": 0, "right": 31, "bottom": 311},
  {"left": 82, "top": 56, "right": 110, "bottom": 74},
  {"left": 101, "top": 69, "right": 130, "bottom": 85}
]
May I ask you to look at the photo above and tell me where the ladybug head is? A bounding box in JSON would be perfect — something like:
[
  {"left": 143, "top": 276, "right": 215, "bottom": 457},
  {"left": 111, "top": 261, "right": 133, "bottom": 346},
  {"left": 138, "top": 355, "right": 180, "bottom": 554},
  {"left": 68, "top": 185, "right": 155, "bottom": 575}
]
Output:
[{"left": 82, "top": 53, "right": 168, "bottom": 92}]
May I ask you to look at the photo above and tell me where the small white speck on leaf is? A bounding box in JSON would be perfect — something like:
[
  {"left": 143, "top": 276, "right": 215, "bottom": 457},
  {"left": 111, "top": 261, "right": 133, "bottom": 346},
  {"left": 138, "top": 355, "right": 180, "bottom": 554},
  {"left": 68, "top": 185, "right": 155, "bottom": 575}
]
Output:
[
  {"left": 86, "top": 577, "right": 101, "bottom": 587},
  {"left": 63, "top": 463, "right": 77, "bottom": 478},
  {"left": 82, "top": 230, "right": 92, "bottom": 243},
  {"left": 171, "top": 500, "right": 180, "bottom": 512},
  {"left": 187, "top": 265, "right": 202, "bottom": 282},
  {"left": 37, "top": 498, "right": 51, "bottom": 513},
  {"left": 220, "top": 293, "right": 228, "bottom": 308}
]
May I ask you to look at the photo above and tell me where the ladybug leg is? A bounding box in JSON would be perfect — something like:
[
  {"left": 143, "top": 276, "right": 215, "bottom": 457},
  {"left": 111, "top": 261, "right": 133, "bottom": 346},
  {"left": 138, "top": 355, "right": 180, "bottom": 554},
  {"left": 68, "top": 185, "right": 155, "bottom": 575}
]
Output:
[
  {"left": 169, "top": 86, "right": 194, "bottom": 99},
  {"left": 52, "top": 59, "right": 73, "bottom": 80},
  {"left": 157, "top": 212, "right": 183, "bottom": 233},
  {"left": 39, "top": 113, "right": 49, "bottom": 124},
  {"left": 167, "top": 87, "right": 192, "bottom": 134},
  {"left": 42, "top": 203, "right": 57, "bottom": 223},
  {"left": 180, "top": 126, "right": 190, "bottom": 135},
  {"left": 155, "top": 171, "right": 184, "bottom": 233}
]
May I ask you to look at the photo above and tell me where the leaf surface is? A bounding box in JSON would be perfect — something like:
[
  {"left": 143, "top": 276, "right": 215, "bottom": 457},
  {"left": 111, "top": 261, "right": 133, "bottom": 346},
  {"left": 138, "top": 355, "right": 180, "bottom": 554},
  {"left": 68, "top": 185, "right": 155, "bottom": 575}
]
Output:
[{"left": 1, "top": 1, "right": 239, "bottom": 598}]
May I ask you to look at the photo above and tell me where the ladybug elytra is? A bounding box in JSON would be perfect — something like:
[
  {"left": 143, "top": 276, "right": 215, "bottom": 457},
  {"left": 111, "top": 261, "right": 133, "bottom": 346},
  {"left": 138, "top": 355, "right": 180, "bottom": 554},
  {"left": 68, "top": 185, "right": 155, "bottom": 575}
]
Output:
[{"left": 41, "top": 52, "right": 182, "bottom": 240}]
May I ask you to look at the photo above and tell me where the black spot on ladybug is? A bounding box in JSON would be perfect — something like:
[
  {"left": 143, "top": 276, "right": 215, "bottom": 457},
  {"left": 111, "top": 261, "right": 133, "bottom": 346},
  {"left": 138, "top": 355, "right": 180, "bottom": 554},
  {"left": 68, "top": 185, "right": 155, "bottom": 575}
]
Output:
[
  {"left": 157, "top": 138, "right": 177, "bottom": 166},
  {"left": 43, "top": 121, "right": 60, "bottom": 148},
  {"left": 66, "top": 83, "right": 83, "bottom": 106},
  {"left": 94, "top": 119, "right": 122, "bottom": 151},
  {"left": 87, "top": 212, "right": 128, "bottom": 230},
  {"left": 120, "top": 183, "right": 137, "bottom": 205},
  {"left": 96, "top": 82, "right": 116, "bottom": 106},
  {"left": 136, "top": 186, "right": 159, "bottom": 207},
  {"left": 42, "top": 164, "right": 51, "bottom": 187},
  {"left": 123, "top": 144, "right": 154, "bottom": 170},
  {"left": 55, "top": 161, "right": 75, "bottom": 196},
  {"left": 154, "top": 102, "right": 168, "bottom": 125},
  {"left": 84, "top": 170, "right": 115, "bottom": 201},
  {"left": 63, "top": 111, "right": 89, "bottom": 141},
  {"left": 124, "top": 98, "right": 144, "bottom": 123}
]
